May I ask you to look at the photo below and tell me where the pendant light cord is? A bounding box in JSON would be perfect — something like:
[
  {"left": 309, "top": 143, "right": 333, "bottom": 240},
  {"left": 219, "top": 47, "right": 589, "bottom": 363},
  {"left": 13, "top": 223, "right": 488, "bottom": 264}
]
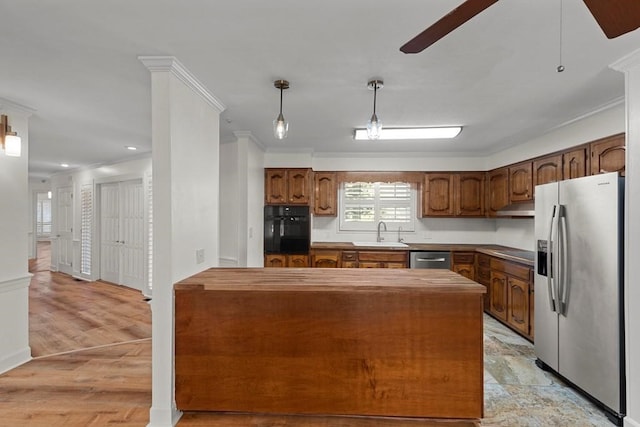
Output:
[
  {"left": 557, "top": 0, "right": 565, "bottom": 72},
  {"left": 372, "top": 83, "right": 377, "bottom": 115},
  {"left": 279, "top": 86, "right": 284, "bottom": 115}
]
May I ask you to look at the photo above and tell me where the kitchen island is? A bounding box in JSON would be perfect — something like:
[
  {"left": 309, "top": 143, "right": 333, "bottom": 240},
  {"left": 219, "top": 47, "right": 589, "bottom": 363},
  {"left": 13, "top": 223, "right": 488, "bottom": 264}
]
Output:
[{"left": 175, "top": 268, "right": 485, "bottom": 423}]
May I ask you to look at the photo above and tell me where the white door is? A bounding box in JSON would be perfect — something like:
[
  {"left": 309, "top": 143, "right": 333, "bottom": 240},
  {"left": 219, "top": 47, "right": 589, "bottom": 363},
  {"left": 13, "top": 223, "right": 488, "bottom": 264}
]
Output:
[
  {"left": 57, "top": 186, "right": 74, "bottom": 275},
  {"left": 100, "top": 179, "right": 145, "bottom": 290}
]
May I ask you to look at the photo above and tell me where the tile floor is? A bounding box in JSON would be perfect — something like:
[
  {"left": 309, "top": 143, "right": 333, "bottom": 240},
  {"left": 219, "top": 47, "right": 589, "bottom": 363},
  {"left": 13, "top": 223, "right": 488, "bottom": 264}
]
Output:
[{"left": 482, "top": 315, "right": 615, "bottom": 426}]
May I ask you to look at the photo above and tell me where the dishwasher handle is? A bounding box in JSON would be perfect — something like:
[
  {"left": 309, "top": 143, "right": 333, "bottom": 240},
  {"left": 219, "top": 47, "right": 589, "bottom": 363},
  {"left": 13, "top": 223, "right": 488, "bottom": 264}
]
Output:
[{"left": 415, "top": 257, "right": 447, "bottom": 262}]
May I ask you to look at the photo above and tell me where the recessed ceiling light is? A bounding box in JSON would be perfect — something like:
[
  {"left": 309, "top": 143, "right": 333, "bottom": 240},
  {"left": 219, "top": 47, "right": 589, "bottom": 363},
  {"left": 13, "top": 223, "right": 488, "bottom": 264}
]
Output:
[
  {"left": 126, "top": 146, "right": 137, "bottom": 150},
  {"left": 60, "top": 163, "right": 69, "bottom": 168},
  {"left": 353, "top": 127, "right": 462, "bottom": 140}
]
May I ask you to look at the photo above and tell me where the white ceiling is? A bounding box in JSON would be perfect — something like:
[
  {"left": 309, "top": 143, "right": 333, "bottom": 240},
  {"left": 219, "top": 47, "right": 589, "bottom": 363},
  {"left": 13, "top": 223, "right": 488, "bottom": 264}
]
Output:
[{"left": 2, "top": 1, "right": 639, "bottom": 180}]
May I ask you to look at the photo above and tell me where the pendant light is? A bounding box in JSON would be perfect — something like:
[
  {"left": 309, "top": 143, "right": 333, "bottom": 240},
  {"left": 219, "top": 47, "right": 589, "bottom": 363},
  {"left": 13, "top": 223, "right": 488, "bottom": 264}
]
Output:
[
  {"left": 366, "top": 79, "right": 383, "bottom": 140},
  {"left": 273, "top": 79, "right": 290, "bottom": 139}
]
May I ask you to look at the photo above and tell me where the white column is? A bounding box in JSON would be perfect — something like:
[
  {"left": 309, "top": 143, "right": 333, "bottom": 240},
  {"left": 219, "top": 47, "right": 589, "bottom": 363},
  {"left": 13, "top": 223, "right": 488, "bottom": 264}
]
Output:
[
  {"left": 611, "top": 49, "right": 640, "bottom": 427},
  {"left": 139, "top": 56, "right": 224, "bottom": 427},
  {"left": 0, "top": 99, "right": 34, "bottom": 374}
]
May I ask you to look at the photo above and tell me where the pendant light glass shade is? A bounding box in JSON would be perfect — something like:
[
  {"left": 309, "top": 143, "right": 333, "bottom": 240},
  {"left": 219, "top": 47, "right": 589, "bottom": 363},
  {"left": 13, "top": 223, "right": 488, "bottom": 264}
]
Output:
[
  {"left": 273, "top": 80, "right": 289, "bottom": 139},
  {"left": 366, "top": 113, "right": 382, "bottom": 140},
  {"left": 366, "top": 79, "right": 383, "bottom": 140},
  {"left": 273, "top": 113, "right": 288, "bottom": 140}
]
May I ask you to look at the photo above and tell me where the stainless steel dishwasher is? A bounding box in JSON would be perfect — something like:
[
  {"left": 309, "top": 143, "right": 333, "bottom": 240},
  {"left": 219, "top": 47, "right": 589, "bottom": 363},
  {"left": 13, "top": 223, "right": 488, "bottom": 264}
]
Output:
[{"left": 409, "top": 251, "right": 451, "bottom": 269}]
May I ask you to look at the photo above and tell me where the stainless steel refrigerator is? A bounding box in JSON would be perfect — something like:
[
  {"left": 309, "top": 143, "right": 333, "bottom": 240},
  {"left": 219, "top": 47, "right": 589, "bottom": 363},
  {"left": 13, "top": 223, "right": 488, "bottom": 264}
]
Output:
[{"left": 534, "top": 172, "right": 625, "bottom": 425}]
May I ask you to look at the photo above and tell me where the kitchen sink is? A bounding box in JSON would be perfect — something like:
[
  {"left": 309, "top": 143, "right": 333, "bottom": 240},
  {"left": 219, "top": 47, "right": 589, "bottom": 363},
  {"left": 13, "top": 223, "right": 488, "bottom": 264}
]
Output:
[{"left": 352, "top": 241, "right": 409, "bottom": 248}]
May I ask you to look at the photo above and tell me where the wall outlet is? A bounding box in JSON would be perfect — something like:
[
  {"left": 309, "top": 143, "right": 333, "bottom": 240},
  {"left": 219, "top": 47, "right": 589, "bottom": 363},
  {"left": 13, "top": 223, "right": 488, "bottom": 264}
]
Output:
[{"left": 196, "top": 248, "right": 205, "bottom": 264}]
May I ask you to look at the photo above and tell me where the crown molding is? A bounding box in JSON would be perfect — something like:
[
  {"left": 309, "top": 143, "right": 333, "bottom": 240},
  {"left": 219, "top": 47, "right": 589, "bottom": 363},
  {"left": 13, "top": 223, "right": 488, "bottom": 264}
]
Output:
[
  {"left": 138, "top": 56, "right": 226, "bottom": 113},
  {"left": 233, "top": 131, "right": 265, "bottom": 150},
  {"left": 610, "top": 48, "right": 640, "bottom": 72},
  {"left": 0, "top": 97, "right": 36, "bottom": 116}
]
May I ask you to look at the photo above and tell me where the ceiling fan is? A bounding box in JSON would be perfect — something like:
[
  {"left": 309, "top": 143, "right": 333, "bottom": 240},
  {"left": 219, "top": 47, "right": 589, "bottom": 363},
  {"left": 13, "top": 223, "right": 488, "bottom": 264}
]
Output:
[{"left": 400, "top": 0, "right": 640, "bottom": 54}]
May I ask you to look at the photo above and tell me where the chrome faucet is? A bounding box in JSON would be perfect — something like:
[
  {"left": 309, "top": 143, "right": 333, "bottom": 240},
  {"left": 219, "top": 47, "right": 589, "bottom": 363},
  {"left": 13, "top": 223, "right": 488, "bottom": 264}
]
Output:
[{"left": 377, "top": 221, "right": 387, "bottom": 242}]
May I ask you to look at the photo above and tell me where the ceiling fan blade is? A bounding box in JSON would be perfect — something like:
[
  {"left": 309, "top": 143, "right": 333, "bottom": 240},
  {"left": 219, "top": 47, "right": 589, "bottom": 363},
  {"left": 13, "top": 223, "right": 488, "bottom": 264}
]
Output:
[
  {"left": 400, "top": 0, "right": 498, "bottom": 54},
  {"left": 582, "top": 0, "right": 640, "bottom": 39}
]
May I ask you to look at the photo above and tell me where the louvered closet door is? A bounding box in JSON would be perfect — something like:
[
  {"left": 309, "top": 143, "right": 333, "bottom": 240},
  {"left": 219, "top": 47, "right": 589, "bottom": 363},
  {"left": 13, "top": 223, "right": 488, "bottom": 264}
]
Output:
[{"left": 100, "top": 179, "right": 144, "bottom": 291}]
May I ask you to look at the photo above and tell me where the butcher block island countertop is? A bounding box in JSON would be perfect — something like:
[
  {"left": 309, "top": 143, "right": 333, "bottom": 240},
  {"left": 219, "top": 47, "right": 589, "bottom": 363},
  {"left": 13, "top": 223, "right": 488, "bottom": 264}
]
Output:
[{"left": 175, "top": 268, "right": 485, "bottom": 424}]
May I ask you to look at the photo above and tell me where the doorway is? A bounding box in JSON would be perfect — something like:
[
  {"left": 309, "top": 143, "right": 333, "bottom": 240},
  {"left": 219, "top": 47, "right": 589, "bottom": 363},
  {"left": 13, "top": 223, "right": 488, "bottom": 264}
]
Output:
[
  {"left": 56, "top": 186, "right": 73, "bottom": 275},
  {"left": 99, "top": 179, "right": 145, "bottom": 291}
]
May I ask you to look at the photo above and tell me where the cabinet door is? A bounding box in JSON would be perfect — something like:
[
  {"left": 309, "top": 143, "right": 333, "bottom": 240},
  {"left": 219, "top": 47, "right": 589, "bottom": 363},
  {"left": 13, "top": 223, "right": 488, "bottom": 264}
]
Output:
[
  {"left": 313, "top": 172, "right": 337, "bottom": 216},
  {"left": 509, "top": 161, "right": 533, "bottom": 202},
  {"left": 562, "top": 146, "right": 590, "bottom": 180},
  {"left": 486, "top": 168, "right": 509, "bottom": 217},
  {"left": 507, "top": 276, "right": 530, "bottom": 336},
  {"left": 310, "top": 250, "right": 340, "bottom": 268},
  {"left": 264, "top": 254, "right": 287, "bottom": 268},
  {"left": 489, "top": 271, "right": 508, "bottom": 321},
  {"left": 453, "top": 264, "right": 475, "bottom": 280},
  {"left": 455, "top": 173, "right": 485, "bottom": 216},
  {"left": 287, "top": 169, "right": 311, "bottom": 204},
  {"left": 288, "top": 254, "right": 309, "bottom": 268},
  {"left": 590, "top": 134, "right": 625, "bottom": 176},
  {"left": 265, "top": 169, "right": 287, "bottom": 204},
  {"left": 423, "top": 173, "right": 454, "bottom": 216},
  {"left": 533, "top": 155, "right": 562, "bottom": 187}
]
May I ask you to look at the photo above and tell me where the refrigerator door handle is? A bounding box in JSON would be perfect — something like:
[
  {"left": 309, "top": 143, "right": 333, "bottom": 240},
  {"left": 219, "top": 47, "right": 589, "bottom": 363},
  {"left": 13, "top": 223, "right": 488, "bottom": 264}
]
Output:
[
  {"left": 546, "top": 205, "right": 558, "bottom": 312},
  {"left": 558, "top": 205, "right": 569, "bottom": 316}
]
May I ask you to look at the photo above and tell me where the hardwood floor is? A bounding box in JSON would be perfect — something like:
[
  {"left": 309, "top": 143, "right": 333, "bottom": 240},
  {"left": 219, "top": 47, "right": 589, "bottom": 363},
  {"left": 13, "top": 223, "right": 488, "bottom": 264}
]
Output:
[{"left": 0, "top": 241, "right": 152, "bottom": 426}]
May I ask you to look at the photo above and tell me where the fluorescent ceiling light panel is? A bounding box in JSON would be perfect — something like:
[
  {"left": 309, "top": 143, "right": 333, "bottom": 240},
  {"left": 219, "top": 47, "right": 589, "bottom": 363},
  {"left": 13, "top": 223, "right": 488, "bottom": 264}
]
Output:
[{"left": 353, "top": 127, "right": 462, "bottom": 140}]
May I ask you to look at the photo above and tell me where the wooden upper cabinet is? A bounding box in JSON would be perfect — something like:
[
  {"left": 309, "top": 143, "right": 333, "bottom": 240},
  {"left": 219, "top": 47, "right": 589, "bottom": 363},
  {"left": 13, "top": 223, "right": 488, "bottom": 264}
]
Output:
[
  {"left": 562, "top": 145, "right": 590, "bottom": 180},
  {"left": 455, "top": 172, "right": 485, "bottom": 216},
  {"left": 533, "top": 154, "right": 562, "bottom": 187},
  {"left": 509, "top": 161, "right": 533, "bottom": 202},
  {"left": 265, "top": 169, "right": 287, "bottom": 204},
  {"left": 590, "top": 133, "right": 625, "bottom": 176},
  {"left": 287, "top": 169, "right": 311, "bottom": 204},
  {"left": 313, "top": 172, "right": 337, "bottom": 216},
  {"left": 486, "top": 167, "right": 509, "bottom": 217},
  {"left": 423, "top": 173, "right": 454, "bottom": 216},
  {"left": 265, "top": 168, "right": 311, "bottom": 205}
]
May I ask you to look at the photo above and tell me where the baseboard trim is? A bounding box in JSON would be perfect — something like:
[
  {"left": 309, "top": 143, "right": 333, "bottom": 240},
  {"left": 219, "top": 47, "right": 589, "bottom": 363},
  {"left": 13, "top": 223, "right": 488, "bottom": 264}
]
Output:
[
  {"left": 625, "top": 417, "right": 640, "bottom": 427},
  {"left": 147, "top": 406, "right": 182, "bottom": 427},
  {"left": 0, "top": 347, "right": 32, "bottom": 375}
]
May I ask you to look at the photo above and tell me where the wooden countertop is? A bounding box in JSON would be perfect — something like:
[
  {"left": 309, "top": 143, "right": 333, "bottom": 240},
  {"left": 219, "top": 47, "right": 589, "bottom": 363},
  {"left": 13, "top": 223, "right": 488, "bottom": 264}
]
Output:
[
  {"left": 175, "top": 267, "right": 486, "bottom": 294},
  {"left": 310, "top": 242, "right": 534, "bottom": 266}
]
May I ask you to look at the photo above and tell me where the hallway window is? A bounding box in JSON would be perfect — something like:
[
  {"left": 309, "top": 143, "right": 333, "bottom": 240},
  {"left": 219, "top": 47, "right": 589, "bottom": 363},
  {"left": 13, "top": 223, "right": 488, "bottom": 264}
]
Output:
[{"left": 36, "top": 192, "right": 52, "bottom": 238}]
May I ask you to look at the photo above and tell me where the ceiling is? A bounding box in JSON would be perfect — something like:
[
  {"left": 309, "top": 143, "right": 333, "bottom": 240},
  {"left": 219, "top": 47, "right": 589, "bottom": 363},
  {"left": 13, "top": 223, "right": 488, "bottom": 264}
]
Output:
[{"left": 2, "top": 1, "right": 640, "bottom": 180}]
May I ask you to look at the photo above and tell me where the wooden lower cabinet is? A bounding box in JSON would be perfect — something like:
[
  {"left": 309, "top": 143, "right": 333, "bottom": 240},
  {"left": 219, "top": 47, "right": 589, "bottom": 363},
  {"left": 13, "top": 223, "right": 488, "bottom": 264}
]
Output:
[
  {"left": 451, "top": 252, "right": 475, "bottom": 281},
  {"left": 265, "top": 254, "right": 309, "bottom": 268},
  {"left": 310, "top": 250, "right": 340, "bottom": 268},
  {"left": 480, "top": 256, "right": 534, "bottom": 341},
  {"left": 489, "top": 271, "right": 508, "bottom": 322},
  {"left": 475, "top": 254, "right": 491, "bottom": 311},
  {"left": 507, "top": 276, "right": 529, "bottom": 335},
  {"left": 358, "top": 251, "right": 407, "bottom": 268}
]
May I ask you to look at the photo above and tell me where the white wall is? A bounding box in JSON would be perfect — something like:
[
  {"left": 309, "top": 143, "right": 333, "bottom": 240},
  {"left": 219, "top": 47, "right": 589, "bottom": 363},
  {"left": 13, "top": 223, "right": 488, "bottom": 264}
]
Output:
[
  {"left": 219, "top": 141, "right": 240, "bottom": 266},
  {"left": 245, "top": 135, "right": 265, "bottom": 267},
  {"left": 219, "top": 132, "right": 265, "bottom": 267},
  {"left": 0, "top": 105, "right": 32, "bottom": 374}
]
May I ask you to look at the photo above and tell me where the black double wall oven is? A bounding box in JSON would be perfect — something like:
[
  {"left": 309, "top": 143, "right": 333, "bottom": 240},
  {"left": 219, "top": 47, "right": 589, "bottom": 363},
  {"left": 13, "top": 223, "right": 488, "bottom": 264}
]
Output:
[{"left": 264, "top": 205, "right": 310, "bottom": 255}]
